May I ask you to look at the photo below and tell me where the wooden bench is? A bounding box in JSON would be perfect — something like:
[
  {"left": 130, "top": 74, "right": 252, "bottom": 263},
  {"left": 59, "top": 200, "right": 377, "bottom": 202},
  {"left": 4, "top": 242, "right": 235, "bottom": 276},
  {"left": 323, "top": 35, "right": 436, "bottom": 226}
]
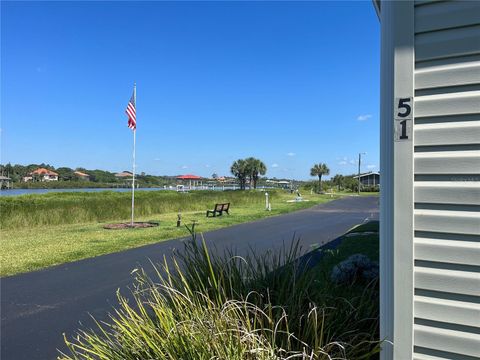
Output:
[{"left": 206, "top": 203, "right": 230, "bottom": 217}]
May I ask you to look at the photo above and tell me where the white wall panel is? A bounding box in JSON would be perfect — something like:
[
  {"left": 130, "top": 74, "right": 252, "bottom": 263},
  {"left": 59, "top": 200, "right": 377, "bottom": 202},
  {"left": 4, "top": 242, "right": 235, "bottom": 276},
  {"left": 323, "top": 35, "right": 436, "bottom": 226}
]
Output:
[
  {"left": 414, "top": 150, "right": 480, "bottom": 174},
  {"left": 415, "top": 91, "right": 480, "bottom": 117},
  {"left": 415, "top": 237, "right": 480, "bottom": 266},
  {"left": 414, "top": 121, "right": 480, "bottom": 146},
  {"left": 415, "top": 295, "right": 480, "bottom": 328},
  {"left": 414, "top": 324, "right": 480, "bottom": 358},
  {"left": 415, "top": 209, "right": 480, "bottom": 235},
  {"left": 415, "top": 267, "right": 480, "bottom": 297},
  {"left": 415, "top": 25, "right": 480, "bottom": 62},
  {"left": 415, "top": 61, "right": 480, "bottom": 89},
  {"left": 415, "top": 1, "right": 480, "bottom": 34},
  {"left": 414, "top": 181, "right": 480, "bottom": 205}
]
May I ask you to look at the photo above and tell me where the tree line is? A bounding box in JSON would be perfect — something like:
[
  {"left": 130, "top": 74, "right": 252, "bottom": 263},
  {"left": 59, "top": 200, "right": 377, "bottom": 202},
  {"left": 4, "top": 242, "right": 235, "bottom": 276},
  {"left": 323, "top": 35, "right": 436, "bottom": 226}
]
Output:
[{"left": 0, "top": 163, "right": 178, "bottom": 186}]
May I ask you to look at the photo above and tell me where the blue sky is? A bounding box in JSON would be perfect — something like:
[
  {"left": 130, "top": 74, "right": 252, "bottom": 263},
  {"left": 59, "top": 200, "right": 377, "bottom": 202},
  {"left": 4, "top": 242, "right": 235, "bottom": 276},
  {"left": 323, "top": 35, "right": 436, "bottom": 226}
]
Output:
[{"left": 1, "top": 1, "right": 380, "bottom": 180}]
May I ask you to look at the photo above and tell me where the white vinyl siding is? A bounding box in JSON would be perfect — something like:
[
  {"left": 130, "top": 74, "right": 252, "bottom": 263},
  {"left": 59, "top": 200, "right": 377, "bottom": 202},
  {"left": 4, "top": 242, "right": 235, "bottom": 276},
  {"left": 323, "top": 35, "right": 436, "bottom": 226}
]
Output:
[{"left": 413, "top": 1, "right": 480, "bottom": 359}]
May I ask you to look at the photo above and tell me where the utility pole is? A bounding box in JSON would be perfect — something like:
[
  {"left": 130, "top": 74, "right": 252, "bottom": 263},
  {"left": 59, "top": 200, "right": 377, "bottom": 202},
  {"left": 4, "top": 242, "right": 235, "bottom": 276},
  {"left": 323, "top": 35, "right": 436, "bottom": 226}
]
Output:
[{"left": 358, "top": 152, "right": 366, "bottom": 195}]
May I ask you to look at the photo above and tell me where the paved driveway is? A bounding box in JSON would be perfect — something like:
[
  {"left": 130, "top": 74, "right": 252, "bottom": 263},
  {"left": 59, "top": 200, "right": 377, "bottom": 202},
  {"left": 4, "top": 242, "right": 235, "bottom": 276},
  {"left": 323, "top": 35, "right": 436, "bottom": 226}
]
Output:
[{"left": 1, "top": 196, "right": 378, "bottom": 360}]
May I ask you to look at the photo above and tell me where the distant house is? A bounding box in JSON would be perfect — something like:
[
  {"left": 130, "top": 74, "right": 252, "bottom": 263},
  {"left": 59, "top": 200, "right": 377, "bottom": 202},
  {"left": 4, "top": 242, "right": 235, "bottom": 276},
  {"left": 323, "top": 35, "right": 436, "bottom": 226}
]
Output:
[
  {"left": 215, "top": 176, "right": 236, "bottom": 184},
  {"left": 277, "top": 180, "right": 291, "bottom": 189},
  {"left": 115, "top": 171, "right": 133, "bottom": 179},
  {"left": 74, "top": 171, "right": 90, "bottom": 181},
  {"left": 353, "top": 171, "right": 379, "bottom": 187},
  {"left": 115, "top": 171, "right": 133, "bottom": 186},
  {"left": 29, "top": 168, "right": 59, "bottom": 182}
]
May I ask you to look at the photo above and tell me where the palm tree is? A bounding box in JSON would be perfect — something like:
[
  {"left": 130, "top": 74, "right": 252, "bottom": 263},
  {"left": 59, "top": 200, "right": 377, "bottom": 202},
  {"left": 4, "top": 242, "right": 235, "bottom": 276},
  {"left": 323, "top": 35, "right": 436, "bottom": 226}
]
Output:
[
  {"left": 310, "top": 163, "right": 330, "bottom": 192},
  {"left": 245, "top": 157, "right": 267, "bottom": 189},
  {"left": 230, "top": 159, "right": 248, "bottom": 190}
]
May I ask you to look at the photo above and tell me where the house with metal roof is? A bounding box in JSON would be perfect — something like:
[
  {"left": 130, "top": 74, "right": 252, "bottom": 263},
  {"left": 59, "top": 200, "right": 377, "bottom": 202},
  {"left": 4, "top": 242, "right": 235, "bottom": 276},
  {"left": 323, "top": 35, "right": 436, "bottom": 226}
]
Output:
[{"left": 353, "top": 171, "right": 379, "bottom": 187}]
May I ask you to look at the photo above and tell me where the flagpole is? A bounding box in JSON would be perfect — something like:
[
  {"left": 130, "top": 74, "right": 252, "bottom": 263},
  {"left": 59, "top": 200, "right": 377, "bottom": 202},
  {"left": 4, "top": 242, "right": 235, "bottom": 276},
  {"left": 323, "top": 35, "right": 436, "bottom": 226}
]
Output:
[{"left": 131, "top": 83, "right": 136, "bottom": 226}]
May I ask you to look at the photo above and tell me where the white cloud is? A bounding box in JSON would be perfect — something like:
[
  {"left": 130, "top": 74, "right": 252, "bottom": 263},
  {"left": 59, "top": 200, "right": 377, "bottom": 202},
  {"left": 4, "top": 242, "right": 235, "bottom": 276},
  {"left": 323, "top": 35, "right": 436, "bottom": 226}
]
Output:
[
  {"left": 181, "top": 165, "right": 188, "bottom": 169},
  {"left": 271, "top": 163, "right": 279, "bottom": 168},
  {"left": 367, "top": 164, "right": 376, "bottom": 169},
  {"left": 153, "top": 158, "right": 161, "bottom": 161},
  {"left": 357, "top": 114, "right": 372, "bottom": 121},
  {"left": 205, "top": 164, "right": 211, "bottom": 168},
  {"left": 338, "top": 161, "right": 347, "bottom": 165},
  {"left": 349, "top": 159, "right": 356, "bottom": 165},
  {"left": 286, "top": 152, "right": 296, "bottom": 157}
]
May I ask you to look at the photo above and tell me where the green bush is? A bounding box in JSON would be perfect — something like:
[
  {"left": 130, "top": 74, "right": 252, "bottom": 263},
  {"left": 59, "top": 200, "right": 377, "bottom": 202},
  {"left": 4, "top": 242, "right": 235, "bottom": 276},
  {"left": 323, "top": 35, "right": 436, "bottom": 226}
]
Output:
[
  {"left": 361, "top": 185, "right": 380, "bottom": 193},
  {"left": 60, "top": 238, "right": 380, "bottom": 359}
]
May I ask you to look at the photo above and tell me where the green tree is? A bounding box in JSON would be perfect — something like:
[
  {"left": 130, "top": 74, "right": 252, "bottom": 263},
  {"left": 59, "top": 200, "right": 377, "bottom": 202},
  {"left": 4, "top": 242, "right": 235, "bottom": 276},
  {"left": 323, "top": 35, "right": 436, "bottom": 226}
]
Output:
[
  {"left": 310, "top": 163, "right": 330, "bottom": 192},
  {"left": 87, "top": 169, "right": 118, "bottom": 183},
  {"left": 343, "top": 175, "right": 358, "bottom": 192},
  {"left": 332, "top": 174, "right": 345, "bottom": 190},
  {"left": 56, "top": 167, "right": 76, "bottom": 181},
  {"left": 245, "top": 157, "right": 267, "bottom": 189},
  {"left": 230, "top": 159, "right": 248, "bottom": 190}
]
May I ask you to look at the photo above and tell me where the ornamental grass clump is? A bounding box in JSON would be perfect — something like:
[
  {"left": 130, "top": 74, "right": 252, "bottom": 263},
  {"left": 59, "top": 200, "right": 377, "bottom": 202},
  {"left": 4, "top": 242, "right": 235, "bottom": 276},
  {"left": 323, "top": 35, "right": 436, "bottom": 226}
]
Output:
[{"left": 60, "top": 238, "right": 380, "bottom": 360}]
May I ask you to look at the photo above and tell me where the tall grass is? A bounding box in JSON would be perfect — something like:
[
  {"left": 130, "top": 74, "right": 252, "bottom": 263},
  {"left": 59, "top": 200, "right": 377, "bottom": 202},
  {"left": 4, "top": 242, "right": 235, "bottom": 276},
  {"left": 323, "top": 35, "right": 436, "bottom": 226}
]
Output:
[
  {"left": 60, "top": 238, "right": 380, "bottom": 359},
  {"left": 0, "top": 190, "right": 275, "bottom": 229}
]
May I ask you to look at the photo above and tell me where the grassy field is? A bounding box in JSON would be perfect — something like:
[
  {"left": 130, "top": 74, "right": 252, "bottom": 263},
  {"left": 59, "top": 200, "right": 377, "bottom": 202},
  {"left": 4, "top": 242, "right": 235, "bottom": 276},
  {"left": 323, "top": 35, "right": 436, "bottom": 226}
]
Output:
[
  {"left": 0, "top": 190, "right": 284, "bottom": 229},
  {"left": 1, "top": 190, "right": 338, "bottom": 276}
]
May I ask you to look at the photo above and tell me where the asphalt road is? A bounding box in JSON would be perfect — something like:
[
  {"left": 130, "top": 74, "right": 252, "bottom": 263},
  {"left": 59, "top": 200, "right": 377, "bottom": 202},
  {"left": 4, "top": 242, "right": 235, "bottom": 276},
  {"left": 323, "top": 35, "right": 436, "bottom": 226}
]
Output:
[{"left": 1, "top": 196, "right": 378, "bottom": 360}]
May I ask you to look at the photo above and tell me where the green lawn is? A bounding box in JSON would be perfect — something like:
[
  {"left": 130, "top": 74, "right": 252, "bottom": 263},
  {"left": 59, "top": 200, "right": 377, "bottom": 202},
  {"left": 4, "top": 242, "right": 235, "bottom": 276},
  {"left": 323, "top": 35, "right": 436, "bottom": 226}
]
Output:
[{"left": 1, "top": 191, "right": 337, "bottom": 276}]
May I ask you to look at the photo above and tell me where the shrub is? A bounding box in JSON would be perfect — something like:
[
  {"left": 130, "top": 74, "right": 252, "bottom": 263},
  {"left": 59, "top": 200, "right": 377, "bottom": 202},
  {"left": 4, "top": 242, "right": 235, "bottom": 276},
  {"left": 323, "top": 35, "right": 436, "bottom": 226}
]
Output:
[{"left": 361, "top": 185, "right": 380, "bottom": 193}]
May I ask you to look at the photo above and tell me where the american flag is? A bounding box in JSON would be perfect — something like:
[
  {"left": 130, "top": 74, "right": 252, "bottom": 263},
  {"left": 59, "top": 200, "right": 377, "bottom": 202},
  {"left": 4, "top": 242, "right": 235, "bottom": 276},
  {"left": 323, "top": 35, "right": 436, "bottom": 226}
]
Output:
[{"left": 125, "top": 89, "right": 136, "bottom": 130}]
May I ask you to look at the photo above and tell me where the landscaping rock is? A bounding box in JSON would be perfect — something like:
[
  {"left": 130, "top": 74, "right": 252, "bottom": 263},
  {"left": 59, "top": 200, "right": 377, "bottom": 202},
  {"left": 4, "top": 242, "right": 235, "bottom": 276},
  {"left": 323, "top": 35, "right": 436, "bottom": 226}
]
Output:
[{"left": 330, "top": 254, "right": 379, "bottom": 285}]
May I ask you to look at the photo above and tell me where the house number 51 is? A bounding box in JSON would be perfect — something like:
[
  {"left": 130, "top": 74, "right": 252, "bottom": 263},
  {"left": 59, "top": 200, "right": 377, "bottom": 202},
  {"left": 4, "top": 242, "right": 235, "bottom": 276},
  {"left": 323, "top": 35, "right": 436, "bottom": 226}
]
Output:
[{"left": 394, "top": 97, "right": 413, "bottom": 141}]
